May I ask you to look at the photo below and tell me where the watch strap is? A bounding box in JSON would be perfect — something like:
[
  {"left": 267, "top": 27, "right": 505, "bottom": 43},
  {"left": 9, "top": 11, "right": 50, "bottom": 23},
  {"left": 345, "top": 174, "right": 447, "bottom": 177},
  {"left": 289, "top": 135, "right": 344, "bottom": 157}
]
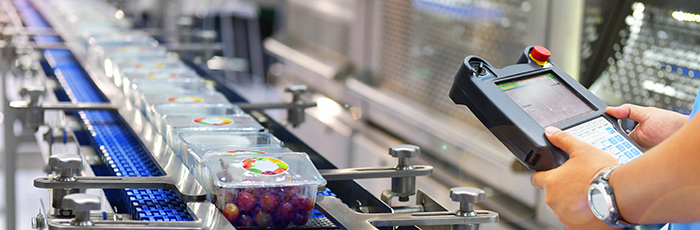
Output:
[{"left": 590, "top": 166, "right": 637, "bottom": 228}]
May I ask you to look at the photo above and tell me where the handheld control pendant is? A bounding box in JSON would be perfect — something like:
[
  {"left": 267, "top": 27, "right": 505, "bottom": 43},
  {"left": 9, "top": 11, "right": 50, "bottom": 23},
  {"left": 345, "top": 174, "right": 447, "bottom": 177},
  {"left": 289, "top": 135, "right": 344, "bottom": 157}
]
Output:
[{"left": 449, "top": 46, "right": 644, "bottom": 171}]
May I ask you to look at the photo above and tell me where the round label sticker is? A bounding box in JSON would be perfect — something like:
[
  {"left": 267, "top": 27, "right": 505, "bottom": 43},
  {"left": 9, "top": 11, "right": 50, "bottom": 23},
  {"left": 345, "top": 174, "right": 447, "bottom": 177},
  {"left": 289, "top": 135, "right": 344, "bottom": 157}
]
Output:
[
  {"left": 227, "top": 150, "right": 266, "bottom": 154},
  {"left": 241, "top": 157, "right": 289, "bottom": 175},
  {"left": 168, "top": 96, "right": 202, "bottom": 103},
  {"left": 193, "top": 117, "right": 232, "bottom": 126},
  {"left": 146, "top": 73, "right": 178, "bottom": 79}
]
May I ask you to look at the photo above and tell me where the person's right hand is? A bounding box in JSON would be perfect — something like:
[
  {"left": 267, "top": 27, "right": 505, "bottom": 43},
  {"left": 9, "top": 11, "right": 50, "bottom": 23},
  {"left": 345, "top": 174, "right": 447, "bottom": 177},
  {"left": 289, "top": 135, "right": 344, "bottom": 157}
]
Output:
[{"left": 606, "top": 104, "right": 688, "bottom": 149}]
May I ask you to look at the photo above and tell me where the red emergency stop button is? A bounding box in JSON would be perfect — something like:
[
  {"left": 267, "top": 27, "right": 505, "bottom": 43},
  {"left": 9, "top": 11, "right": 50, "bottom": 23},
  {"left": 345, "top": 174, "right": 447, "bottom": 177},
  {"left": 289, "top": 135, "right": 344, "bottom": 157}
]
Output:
[{"left": 530, "top": 46, "right": 550, "bottom": 65}]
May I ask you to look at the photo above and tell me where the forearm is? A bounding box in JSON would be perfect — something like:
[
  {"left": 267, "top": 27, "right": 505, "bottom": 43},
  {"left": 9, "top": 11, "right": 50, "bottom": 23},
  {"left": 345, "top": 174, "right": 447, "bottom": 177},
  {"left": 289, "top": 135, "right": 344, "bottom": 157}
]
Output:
[{"left": 611, "top": 115, "right": 700, "bottom": 224}]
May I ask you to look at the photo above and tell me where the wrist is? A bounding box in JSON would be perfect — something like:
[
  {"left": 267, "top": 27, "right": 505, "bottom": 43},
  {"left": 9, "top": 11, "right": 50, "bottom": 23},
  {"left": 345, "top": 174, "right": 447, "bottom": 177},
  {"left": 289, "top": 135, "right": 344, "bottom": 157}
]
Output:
[{"left": 588, "top": 166, "right": 636, "bottom": 228}]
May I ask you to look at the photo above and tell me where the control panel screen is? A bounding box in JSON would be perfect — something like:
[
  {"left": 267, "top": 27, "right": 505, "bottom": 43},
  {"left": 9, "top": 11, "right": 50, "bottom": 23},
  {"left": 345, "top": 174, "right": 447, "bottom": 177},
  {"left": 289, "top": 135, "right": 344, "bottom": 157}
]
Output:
[{"left": 499, "top": 73, "right": 593, "bottom": 127}]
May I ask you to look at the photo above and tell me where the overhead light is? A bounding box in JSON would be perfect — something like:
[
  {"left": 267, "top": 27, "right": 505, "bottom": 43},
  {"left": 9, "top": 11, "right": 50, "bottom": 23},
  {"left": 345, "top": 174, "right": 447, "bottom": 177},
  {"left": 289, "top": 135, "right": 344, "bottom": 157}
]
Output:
[{"left": 671, "top": 11, "right": 700, "bottom": 23}]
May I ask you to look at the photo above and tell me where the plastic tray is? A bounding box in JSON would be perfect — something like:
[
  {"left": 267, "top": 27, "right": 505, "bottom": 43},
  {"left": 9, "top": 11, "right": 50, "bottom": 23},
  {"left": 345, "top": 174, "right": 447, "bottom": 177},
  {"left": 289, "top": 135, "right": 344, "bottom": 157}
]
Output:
[
  {"left": 152, "top": 103, "right": 244, "bottom": 134},
  {"left": 165, "top": 115, "right": 264, "bottom": 154},
  {"left": 206, "top": 152, "right": 326, "bottom": 228},
  {"left": 141, "top": 92, "right": 230, "bottom": 120}
]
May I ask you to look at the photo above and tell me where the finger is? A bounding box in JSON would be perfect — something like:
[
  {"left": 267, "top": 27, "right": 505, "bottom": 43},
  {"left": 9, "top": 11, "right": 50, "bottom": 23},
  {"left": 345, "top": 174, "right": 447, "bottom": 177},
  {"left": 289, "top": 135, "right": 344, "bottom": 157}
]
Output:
[
  {"left": 611, "top": 104, "right": 650, "bottom": 123},
  {"left": 545, "top": 126, "right": 589, "bottom": 156},
  {"left": 531, "top": 171, "right": 547, "bottom": 189},
  {"left": 605, "top": 106, "right": 631, "bottom": 120}
]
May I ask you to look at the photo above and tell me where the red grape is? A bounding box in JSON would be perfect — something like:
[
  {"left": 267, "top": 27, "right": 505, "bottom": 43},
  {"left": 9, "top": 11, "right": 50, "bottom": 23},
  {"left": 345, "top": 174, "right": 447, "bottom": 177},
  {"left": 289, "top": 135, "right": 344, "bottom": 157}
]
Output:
[
  {"left": 236, "top": 212, "right": 254, "bottom": 227},
  {"left": 272, "top": 215, "right": 291, "bottom": 228},
  {"left": 259, "top": 192, "right": 280, "bottom": 211},
  {"left": 292, "top": 211, "right": 310, "bottom": 226},
  {"left": 236, "top": 192, "right": 256, "bottom": 212},
  {"left": 222, "top": 203, "right": 239, "bottom": 223},
  {"left": 254, "top": 210, "right": 272, "bottom": 227},
  {"left": 300, "top": 196, "right": 315, "bottom": 212},
  {"left": 276, "top": 202, "right": 294, "bottom": 220}
]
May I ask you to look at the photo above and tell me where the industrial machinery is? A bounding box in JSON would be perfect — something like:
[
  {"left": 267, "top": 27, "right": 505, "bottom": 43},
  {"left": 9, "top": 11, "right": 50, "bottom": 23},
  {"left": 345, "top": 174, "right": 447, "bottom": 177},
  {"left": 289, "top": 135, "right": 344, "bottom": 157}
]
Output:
[{"left": 0, "top": 0, "right": 499, "bottom": 229}]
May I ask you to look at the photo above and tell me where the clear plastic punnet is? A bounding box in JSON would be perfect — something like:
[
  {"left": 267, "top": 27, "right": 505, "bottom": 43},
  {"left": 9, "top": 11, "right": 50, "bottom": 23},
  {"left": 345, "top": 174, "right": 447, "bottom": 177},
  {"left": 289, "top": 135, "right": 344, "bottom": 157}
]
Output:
[
  {"left": 83, "top": 30, "right": 153, "bottom": 51},
  {"left": 176, "top": 132, "right": 283, "bottom": 163},
  {"left": 112, "top": 59, "right": 191, "bottom": 85},
  {"left": 141, "top": 92, "right": 230, "bottom": 119},
  {"left": 165, "top": 115, "right": 264, "bottom": 153},
  {"left": 90, "top": 45, "right": 167, "bottom": 72},
  {"left": 128, "top": 78, "right": 215, "bottom": 108},
  {"left": 119, "top": 70, "right": 200, "bottom": 93},
  {"left": 186, "top": 147, "right": 293, "bottom": 192},
  {"left": 152, "top": 103, "right": 244, "bottom": 134},
  {"left": 206, "top": 152, "right": 326, "bottom": 228},
  {"left": 110, "top": 57, "right": 190, "bottom": 87}
]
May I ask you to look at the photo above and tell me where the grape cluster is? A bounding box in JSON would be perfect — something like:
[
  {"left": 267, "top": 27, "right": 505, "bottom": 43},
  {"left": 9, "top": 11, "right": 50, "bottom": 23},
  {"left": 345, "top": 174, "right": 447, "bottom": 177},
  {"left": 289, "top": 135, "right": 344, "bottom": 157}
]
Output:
[{"left": 215, "top": 186, "right": 316, "bottom": 228}]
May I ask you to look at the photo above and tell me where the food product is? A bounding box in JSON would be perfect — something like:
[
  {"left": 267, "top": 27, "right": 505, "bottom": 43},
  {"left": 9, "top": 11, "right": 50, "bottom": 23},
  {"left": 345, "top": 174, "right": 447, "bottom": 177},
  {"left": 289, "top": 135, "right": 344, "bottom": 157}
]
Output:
[{"left": 208, "top": 152, "right": 326, "bottom": 228}]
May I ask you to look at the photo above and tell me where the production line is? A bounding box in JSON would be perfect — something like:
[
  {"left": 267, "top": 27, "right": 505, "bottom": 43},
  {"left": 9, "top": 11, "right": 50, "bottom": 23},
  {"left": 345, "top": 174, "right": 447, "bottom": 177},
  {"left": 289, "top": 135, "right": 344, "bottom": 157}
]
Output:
[
  {"left": 4, "top": 0, "right": 700, "bottom": 230},
  {"left": 0, "top": 0, "right": 498, "bottom": 229}
]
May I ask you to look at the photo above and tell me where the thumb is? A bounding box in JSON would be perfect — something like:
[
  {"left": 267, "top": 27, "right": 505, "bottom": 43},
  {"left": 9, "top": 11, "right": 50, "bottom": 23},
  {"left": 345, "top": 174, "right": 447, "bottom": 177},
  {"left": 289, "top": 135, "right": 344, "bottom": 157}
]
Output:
[{"left": 545, "top": 126, "right": 589, "bottom": 157}]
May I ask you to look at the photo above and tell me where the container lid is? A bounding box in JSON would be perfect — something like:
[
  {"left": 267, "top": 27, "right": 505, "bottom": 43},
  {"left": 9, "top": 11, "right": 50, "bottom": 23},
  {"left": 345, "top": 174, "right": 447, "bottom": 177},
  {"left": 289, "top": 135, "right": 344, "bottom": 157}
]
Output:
[
  {"left": 179, "top": 132, "right": 283, "bottom": 149},
  {"left": 154, "top": 103, "right": 244, "bottom": 117},
  {"left": 166, "top": 114, "right": 263, "bottom": 132},
  {"left": 190, "top": 147, "right": 293, "bottom": 160},
  {"left": 205, "top": 152, "right": 327, "bottom": 188},
  {"left": 143, "top": 92, "right": 230, "bottom": 106}
]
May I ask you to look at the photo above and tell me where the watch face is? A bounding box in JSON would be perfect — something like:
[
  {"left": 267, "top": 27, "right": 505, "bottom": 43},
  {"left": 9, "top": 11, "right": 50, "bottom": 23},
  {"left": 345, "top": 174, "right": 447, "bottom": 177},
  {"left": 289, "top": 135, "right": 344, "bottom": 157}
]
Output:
[{"left": 589, "top": 184, "right": 612, "bottom": 219}]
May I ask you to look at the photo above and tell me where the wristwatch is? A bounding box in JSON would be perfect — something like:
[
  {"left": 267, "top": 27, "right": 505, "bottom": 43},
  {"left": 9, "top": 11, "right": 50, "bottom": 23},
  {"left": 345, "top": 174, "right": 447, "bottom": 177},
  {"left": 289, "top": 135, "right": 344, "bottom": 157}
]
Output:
[{"left": 588, "top": 166, "right": 637, "bottom": 228}]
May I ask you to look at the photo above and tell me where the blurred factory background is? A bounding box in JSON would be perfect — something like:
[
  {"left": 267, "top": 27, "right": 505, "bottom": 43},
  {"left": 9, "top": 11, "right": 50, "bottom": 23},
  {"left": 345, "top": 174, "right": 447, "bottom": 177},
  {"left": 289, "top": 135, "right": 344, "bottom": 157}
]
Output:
[{"left": 3, "top": 0, "right": 700, "bottom": 229}]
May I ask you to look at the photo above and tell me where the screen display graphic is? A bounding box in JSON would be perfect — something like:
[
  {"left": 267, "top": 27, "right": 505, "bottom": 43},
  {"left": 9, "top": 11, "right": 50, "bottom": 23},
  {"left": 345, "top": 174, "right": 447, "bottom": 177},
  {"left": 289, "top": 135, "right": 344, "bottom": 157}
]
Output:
[{"left": 499, "top": 73, "right": 593, "bottom": 127}]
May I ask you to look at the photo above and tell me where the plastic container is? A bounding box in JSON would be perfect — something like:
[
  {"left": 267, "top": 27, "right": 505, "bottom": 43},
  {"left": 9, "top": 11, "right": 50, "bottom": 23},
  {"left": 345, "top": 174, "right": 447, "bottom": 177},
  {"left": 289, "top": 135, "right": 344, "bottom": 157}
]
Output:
[
  {"left": 176, "top": 132, "right": 283, "bottom": 163},
  {"left": 112, "top": 59, "right": 191, "bottom": 85},
  {"left": 119, "top": 70, "right": 200, "bottom": 93},
  {"left": 152, "top": 103, "right": 244, "bottom": 134},
  {"left": 186, "top": 147, "right": 293, "bottom": 191},
  {"left": 90, "top": 45, "right": 167, "bottom": 74},
  {"left": 110, "top": 57, "right": 190, "bottom": 87},
  {"left": 165, "top": 115, "right": 264, "bottom": 153},
  {"left": 128, "top": 78, "right": 215, "bottom": 108},
  {"left": 206, "top": 152, "right": 326, "bottom": 228},
  {"left": 141, "top": 92, "right": 230, "bottom": 119}
]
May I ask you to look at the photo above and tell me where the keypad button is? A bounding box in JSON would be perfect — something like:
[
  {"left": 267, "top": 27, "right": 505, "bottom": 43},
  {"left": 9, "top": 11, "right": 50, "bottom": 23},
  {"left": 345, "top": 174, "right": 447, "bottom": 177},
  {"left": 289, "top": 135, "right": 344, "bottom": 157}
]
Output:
[
  {"left": 608, "top": 137, "right": 618, "bottom": 145},
  {"left": 606, "top": 127, "right": 615, "bottom": 134},
  {"left": 601, "top": 140, "right": 612, "bottom": 147},
  {"left": 618, "top": 154, "right": 629, "bottom": 163},
  {"left": 629, "top": 148, "right": 641, "bottom": 156},
  {"left": 624, "top": 151, "right": 634, "bottom": 159},
  {"left": 616, "top": 144, "right": 627, "bottom": 151},
  {"left": 614, "top": 135, "right": 625, "bottom": 142},
  {"left": 622, "top": 142, "right": 632, "bottom": 149}
]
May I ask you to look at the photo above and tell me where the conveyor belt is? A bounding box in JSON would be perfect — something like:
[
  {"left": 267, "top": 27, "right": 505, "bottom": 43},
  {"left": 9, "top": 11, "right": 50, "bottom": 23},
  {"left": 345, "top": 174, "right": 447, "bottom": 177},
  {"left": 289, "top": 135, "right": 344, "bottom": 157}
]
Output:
[
  {"left": 14, "top": 0, "right": 193, "bottom": 221},
  {"left": 16, "top": 0, "right": 342, "bottom": 227}
]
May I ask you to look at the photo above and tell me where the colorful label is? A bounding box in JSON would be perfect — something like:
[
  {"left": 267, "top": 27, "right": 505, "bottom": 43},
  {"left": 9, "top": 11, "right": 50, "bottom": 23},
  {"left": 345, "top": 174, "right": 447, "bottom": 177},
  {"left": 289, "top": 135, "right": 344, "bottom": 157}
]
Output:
[
  {"left": 146, "top": 73, "right": 179, "bottom": 79},
  {"left": 168, "top": 96, "right": 203, "bottom": 103},
  {"left": 226, "top": 150, "right": 266, "bottom": 155},
  {"left": 193, "top": 117, "right": 232, "bottom": 126},
  {"left": 241, "top": 157, "right": 289, "bottom": 175}
]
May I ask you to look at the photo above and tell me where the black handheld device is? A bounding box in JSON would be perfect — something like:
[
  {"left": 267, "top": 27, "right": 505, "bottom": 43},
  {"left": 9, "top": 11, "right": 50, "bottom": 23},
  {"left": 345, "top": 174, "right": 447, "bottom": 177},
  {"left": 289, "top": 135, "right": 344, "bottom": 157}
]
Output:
[{"left": 449, "top": 46, "right": 644, "bottom": 171}]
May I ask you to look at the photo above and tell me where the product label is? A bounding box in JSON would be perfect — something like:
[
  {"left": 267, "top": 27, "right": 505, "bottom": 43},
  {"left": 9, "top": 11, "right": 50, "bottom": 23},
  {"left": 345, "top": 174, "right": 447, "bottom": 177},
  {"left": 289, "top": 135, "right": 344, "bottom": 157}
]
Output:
[
  {"left": 193, "top": 117, "right": 233, "bottom": 126},
  {"left": 146, "top": 73, "right": 178, "bottom": 79},
  {"left": 168, "top": 96, "right": 203, "bottom": 103},
  {"left": 227, "top": 150, "right": 265, "bottom": 155},
  {"left": 241, "top": 157, "right": 289, "bottom": 175}
]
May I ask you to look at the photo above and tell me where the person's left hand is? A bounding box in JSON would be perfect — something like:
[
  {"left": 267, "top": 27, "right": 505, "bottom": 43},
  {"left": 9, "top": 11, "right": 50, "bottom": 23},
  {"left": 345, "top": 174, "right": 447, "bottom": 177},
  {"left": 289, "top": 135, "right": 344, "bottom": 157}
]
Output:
[{"left": 531, "top": 127, "right": 620, "bottom": 230}]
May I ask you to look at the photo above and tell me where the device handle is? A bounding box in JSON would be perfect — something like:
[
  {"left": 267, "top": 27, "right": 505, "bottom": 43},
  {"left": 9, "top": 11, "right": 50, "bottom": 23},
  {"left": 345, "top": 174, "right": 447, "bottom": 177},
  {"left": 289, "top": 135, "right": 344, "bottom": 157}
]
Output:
[{"left": 463, "top": 56, "right": 494, "bottom": 78}]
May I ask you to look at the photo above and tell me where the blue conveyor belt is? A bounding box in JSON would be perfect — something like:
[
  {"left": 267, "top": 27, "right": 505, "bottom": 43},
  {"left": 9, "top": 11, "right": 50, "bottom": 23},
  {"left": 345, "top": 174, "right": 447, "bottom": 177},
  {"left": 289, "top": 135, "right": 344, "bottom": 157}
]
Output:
[{"left": 14, "top": 0, "right": 192, "bottom": 221}]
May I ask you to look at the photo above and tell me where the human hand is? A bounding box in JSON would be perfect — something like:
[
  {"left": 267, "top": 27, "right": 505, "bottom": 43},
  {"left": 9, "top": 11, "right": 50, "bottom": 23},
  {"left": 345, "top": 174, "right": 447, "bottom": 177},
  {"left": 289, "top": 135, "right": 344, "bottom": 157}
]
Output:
[
  {"left": 606, "top": 104, "right": 687, "bottom": 149},
  {"left": 532, "top": 127, "right": 620, "bottom": 230}
]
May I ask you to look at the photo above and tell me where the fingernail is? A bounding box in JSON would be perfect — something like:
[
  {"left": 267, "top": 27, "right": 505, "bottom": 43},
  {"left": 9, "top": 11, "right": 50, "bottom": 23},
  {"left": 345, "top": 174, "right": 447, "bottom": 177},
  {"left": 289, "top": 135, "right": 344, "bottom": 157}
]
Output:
[{"left": 544, "top": 126, "right": 560, "bottom": 136}]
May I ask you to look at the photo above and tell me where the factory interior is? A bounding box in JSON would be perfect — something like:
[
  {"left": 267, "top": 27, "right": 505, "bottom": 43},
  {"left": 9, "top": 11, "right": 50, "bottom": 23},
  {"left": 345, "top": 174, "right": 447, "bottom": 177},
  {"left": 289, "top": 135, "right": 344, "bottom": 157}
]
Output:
[{"left": 1, "top": 0, "right": 699, "bottom": 229}]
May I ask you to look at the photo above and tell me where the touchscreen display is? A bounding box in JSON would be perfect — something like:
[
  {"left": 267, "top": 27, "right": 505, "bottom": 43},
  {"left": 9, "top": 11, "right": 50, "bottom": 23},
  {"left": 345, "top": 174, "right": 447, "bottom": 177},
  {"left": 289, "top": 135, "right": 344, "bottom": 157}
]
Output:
[{"left": 499, "top": 73, "right": 592, "bottom": 127}]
